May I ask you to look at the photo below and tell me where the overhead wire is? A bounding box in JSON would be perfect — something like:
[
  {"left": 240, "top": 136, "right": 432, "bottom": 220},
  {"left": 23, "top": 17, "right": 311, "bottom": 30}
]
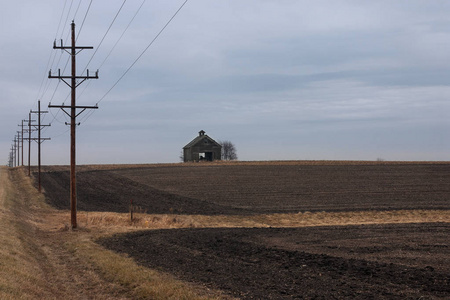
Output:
[
  {"left": 77, "top": 0, "right": 146, "bottom": 104},
  {"left": 46, "top": 0, "right": 189, "bottom": 140},
  {"left": 97, "top": 0, "right": 189, "bottom": 105},
  {"left": 55, "top": 0, "right": 69, "bottom": 42},
  {"left": 99, "top": 0, "right": 146, "bottom": 71},
  {"left": 80, "top": 0, "right": 187, "bottom": 126},
  {"left": 35, "top": 0, "right": 68, "bottom": 103},
  {"left": 59, "top": 0, "right": 75, "bottom": 41},
  {"left": 76, "top": 0, "right": 93, "bottom": 41},
  {"left": 28, "top": 0, "right": 71, "bottom": 142},
  {"left": 81, "top": 0, "right": 128, "bottom": 74},
  {"left": 44, "top": 0, "right": 90, "bottom": 136},
  {"left": 47, "top": 0, "right": 127, "bottom": 134},
  {"left": 73, "top": 0, "right": 83, "bottom": 20}
]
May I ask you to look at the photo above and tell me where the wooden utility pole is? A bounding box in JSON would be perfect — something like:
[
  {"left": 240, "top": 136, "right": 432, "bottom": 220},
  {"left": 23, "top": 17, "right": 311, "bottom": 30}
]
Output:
[
  {"left": 49, "top": 21, "right": 98, "bottom": 229},
  {"left": 29, "top": 100, "right": 51, "bottom": 192},
  {"left": 10, "top": 145, "right": 15, "bottom": 167},
  {"left": 16, "top": 133, "right": 21, "bottom": 167},
  {"left": 19, "top": 120, "right": 26, "bottom": 166},
  {"left": 24, "top": 113, "right": 35, "bottom": 176},
  {"left": 8, "top": 151, "right": 13, "bottom": 168},
  {"left": 13, "top": 136, "right": 17, "bottom": 167}
]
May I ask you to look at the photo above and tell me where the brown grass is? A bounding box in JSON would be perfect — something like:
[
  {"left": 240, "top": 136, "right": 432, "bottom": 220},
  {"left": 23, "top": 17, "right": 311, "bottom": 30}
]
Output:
[
  {"left": 0, "top": 167, "right": 54, "bottom": 299},
  {"left": 51, "top": 209, "right": 449, "bottom": 231}
]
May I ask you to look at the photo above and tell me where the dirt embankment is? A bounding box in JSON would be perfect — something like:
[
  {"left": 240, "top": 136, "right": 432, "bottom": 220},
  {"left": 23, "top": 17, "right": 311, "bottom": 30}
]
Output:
[{"left": 0, "top": 167, "right": 130, "bottom": 299}]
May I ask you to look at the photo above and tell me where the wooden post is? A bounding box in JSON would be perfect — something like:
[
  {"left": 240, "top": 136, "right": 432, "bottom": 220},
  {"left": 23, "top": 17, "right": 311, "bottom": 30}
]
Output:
[{"left": 130, "top": 199, "right": 134, "bottom": 222}]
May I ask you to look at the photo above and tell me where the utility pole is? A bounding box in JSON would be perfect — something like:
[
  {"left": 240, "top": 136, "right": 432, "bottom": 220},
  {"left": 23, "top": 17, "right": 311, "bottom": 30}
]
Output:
[
  {"left": 8, "top": 151, "right": 13, "bottom": 168},
  {"left": 25, "top": 112, "right": 36, "bottom": 176},
  {"left": 29, "top": 100, "right": 51, "bottom": 192},
  {"left": 16, "top": 132, "right": 19, "bottom": 166},
  {"left": 16, "top": 133, "right": 21, "bottom": 167},
  {"left": 48, "top": 21, "right": 99, "bottom": 229},
  {"left": 10, "top": 145, "right": 15, "bottom": 167},
  {"left": 19, "top": 120, "right": 25, "bottom": 166},
  {"left": 13, "top": 137, "right": 17, "bottom": 167}
]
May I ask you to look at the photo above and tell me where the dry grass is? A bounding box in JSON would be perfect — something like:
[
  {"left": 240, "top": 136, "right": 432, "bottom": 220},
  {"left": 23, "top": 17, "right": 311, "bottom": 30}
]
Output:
[
  {"left": 65, "top": 209, "right": 449, "bottom": 231},
  {"left": 0, "top": 167, "right": 53, "bottom": 299}
]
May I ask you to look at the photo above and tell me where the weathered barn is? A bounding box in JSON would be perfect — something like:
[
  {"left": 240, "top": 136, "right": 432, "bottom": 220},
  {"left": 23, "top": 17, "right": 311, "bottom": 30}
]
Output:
[{"left": 183, "top": 130, "right": 222, "bottom": 162}]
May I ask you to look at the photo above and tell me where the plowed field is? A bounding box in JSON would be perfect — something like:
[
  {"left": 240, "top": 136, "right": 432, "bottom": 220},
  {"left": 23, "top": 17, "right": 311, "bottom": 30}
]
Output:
[
  {"left": 38, "top": 162, "right": 450, "bottom": 299},
  {"left": 39, "top": 162, "right": 450, "bottom": 214},
  {"left": 99, "top": 223, "right": 449, "bottom": 299}
]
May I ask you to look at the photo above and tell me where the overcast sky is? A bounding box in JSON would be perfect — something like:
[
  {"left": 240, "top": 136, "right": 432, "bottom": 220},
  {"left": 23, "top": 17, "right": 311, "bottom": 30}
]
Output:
[{"left": 1, "top": 0, "right": 449, "bottom": 165}]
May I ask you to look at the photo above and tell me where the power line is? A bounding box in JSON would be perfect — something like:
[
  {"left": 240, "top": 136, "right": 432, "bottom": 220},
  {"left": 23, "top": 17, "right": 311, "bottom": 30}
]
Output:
[
  {"left": 55, "top": 0, "right": 68, "bottom": 40},
  {"left": 35, "top": 0, "right": 70, "bottom": 103},
  {"left": 82, "top": 0, "right": 128, "bottom": 74},
  {"left": 76, "top": 0, "right": 93, "bottom": 41},
  {"left": 77, "top": 0, "right": 146, "bottom": 102},
  {"left": 97, "top": 0, "right": 189, "bottom": 104},
  {"left": 99, "top": 0, "right": 146, "bottom": 70},
  {"left": 59, "top": 0, "right": 75, "bottom": 41},
  {"left": 43, "top": 0, "right": 94, "bottom": 132},
  {"left": 73, "top": 0, "right": 83, "bottom": 20}
]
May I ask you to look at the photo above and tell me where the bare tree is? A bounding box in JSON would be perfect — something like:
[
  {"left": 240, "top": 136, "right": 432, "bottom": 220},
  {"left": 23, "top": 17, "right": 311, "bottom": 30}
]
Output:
[
  {"left": 219, "top": 140, "right": 238, "bottom": 160},
  {"left": 179, "top": 150, "right": 184, "bottom": 162}
]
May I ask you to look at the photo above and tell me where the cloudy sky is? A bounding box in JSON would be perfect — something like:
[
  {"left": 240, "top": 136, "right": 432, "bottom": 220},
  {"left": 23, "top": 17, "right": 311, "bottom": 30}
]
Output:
[{"left": 1, "top": 0, "right": 449, "bottom": 165}]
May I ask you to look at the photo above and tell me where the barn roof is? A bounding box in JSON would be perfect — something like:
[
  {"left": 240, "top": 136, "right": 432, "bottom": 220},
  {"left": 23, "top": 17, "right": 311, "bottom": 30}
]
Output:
[{"left": 183, "top": 130, "right": 222, "bottom": 149}]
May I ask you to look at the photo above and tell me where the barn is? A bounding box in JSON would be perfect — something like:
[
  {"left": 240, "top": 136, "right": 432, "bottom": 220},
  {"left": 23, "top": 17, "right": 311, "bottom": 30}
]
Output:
[{"left": 183, "top": 130, "right": 222, "bottom": 162}]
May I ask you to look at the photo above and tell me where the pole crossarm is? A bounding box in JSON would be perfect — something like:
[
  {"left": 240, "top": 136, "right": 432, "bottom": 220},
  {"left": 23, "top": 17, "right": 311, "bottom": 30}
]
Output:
[
  {"left": 31, "top": 110, "right": 49, "bottom": 114},
  {"left": 48, "top": 69, "right": 99, "bottom": 88},
  {"left": 48, "top": 105, "right": 98, "bottom": 109},
  {"left": 24, "top": 137, "right": 51, "bottom": 143},
  {"left": 53, "top": 39, "right": 93, "bottom": 50},
  {"left": 49, "top": 104, "right": 98, "bottom": 118}
]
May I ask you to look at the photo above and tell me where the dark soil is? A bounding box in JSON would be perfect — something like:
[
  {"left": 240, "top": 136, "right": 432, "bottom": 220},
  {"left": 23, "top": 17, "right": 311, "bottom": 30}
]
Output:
[
  {"left": 38, "top": 170, "right": 247, "bottom": 215},
  {"left": 39, "top": 163, "right": 450, "bottom": 215},
  {"left": 37, "top": 163, "right": 450, "bottom": 298},
  {"left": 99, "top": 223, "right": 450, "bottom": 299}
]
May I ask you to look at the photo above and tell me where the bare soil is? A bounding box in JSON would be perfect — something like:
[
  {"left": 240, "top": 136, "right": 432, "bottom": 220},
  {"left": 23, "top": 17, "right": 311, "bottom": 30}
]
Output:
[
  {"left": 99, "top": 223, "right": 449, "bottom": 299},
  {"left": 39, "top": 163, "right": 450, "bottom": 214},
  {"left": 34, "top": 162, "right": 450, "bottom": 299}
]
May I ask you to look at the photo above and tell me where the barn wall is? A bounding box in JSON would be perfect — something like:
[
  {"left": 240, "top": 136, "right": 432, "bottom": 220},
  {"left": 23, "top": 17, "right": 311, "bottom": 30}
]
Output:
[{"left": 184, "top": 136, "right": 221, "bottom": 162}]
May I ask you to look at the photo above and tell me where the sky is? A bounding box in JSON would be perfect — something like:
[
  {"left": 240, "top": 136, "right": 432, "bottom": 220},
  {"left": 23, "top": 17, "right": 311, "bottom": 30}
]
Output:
[{"left": 1, "top": 0, "right": 449, "bottom": 165}]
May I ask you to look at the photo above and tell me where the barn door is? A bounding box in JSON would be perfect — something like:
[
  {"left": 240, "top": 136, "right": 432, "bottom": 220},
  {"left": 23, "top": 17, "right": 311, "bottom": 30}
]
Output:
[{"left": 205, "top": 152, "right": 213, "bottom": 161}]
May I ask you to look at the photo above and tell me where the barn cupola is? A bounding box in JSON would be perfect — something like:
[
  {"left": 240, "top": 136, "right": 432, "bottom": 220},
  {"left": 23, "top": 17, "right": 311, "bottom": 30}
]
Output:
[{"left": 199, "top": 130, "right": 205, "bottom": 136}]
